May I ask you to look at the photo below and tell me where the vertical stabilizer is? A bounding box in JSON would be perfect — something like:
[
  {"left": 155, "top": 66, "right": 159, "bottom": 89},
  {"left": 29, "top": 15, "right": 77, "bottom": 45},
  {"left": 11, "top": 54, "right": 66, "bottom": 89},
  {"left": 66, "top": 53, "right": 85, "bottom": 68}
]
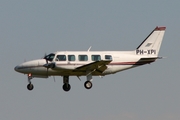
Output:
[{"left": 136, "top": 26, "right": 166, "bottom": 56}]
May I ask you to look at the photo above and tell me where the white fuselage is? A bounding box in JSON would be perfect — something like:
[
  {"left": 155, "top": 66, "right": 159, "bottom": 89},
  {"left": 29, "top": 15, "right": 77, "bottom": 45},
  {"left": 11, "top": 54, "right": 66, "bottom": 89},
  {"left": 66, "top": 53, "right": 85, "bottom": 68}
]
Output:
[
  {"left": 14, "top": 50, "right": 153, "bottom": 77},
  {"left": 14, "top": 26, "right": 166, "bottom": 91}
]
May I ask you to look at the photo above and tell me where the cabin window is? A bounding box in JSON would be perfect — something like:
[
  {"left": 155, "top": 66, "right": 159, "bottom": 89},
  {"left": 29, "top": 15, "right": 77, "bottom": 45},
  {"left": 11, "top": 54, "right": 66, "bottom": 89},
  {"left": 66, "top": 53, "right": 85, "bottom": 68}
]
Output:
[
  {"left": 68, "top": 55, "right": 75, "bottom": 61},
  {"left": 56, "top": 55, "right": 66, "bottom": 61},
  {"left": 105, "top": 55, "right": 112, "bottom": 60},
  {"left": 78, "top": 55, "right": 88, "bottom": 61},
  {"left": 91, "top": 55, "right": 101, "bottom": 61}
]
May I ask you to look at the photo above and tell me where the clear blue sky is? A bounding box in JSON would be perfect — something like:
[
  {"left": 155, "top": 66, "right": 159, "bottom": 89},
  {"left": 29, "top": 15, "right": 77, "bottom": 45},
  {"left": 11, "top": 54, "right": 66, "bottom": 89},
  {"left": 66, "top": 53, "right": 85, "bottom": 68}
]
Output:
[{"left": 0, "top": 1, "right": 180, "bottom": 120}]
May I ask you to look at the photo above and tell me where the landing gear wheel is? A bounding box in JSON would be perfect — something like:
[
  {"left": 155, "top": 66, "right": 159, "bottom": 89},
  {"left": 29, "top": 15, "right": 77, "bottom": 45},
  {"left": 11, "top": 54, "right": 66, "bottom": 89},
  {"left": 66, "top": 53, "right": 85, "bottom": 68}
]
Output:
[
  {"left": 84, "top": 81, "right": 92, "bottom": 89},
  {"left": 62, "top": 84, "right": 71, "bottom": 92},
  {"left": 27, "top": 83, "right": 34, "bottom": 91}
]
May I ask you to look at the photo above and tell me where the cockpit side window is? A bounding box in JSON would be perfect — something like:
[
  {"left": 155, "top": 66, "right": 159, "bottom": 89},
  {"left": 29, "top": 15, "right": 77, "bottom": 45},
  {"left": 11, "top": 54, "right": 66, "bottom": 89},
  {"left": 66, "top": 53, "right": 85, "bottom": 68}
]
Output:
[
  {"left": 56, "top": 55, "right": 66, "bottom": 61},
  {"left": 44, "top": 53, "right": 55, "bottom": 61}
]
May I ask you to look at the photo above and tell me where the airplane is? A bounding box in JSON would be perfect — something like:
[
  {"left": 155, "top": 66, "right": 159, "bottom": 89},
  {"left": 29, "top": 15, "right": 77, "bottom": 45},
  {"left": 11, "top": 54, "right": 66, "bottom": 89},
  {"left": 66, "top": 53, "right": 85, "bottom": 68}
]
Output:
[{"left": 14, "top": 26, "right": 166, "bottom": 92}]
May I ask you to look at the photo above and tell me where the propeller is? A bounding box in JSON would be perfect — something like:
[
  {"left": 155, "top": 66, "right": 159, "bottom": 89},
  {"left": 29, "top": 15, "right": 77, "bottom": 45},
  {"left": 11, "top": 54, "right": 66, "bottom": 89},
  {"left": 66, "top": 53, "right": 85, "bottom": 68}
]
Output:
[
  {"left": 41, "top": 53, "right": 47, "bottom": 59},
  {"left": 43, "top": 53, "right": 55, "bottom": 77},
  {"left": 53, "top": 76, "right": 56, "bottom": 82},
  {"left": 43, "top": 53, "right": 50, "bottom": 76},
  {"left": 44, "top": 61, "right": 56, "bottom": 82},
  {"left": 44, "top": 59, "right": 49, "bottom": 76},
  {"left": 43, "top": 59, "right": 55, "bottom": 77}
]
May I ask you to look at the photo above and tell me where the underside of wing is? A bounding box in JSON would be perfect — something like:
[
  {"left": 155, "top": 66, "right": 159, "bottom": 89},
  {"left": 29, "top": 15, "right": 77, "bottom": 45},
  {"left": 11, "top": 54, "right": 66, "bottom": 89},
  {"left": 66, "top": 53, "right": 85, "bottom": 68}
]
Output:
[{"left": 75, "top": 60, "right": 111, "bottom": 73}]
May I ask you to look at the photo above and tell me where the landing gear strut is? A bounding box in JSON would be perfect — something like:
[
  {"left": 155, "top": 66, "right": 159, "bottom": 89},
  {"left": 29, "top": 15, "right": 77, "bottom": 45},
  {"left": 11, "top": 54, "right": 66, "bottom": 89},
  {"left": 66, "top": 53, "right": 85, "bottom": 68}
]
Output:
[
  {"left": 27, "top": 74, "right": 34, "bottom": 91},
  {"left": 84, "top": 72, "right": 93, "bottom": 89},
  {"left": 62, "top": 76, "right": 71, "bottom": 92}
]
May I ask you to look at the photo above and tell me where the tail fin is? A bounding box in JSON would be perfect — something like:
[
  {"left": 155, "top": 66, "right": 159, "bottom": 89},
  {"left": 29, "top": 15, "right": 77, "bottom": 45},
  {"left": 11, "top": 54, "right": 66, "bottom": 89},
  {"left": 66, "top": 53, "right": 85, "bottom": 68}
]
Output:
[{"left": 136, "top": 26, "right": 166, "bottom": 56}]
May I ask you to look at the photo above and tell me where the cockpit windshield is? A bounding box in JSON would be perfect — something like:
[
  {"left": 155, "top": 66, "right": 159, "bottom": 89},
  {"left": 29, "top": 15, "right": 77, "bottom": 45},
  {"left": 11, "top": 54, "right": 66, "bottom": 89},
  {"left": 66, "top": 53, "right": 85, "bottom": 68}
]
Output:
[{"left": 43, "top": 53, "right": 55, "bottom": 61}]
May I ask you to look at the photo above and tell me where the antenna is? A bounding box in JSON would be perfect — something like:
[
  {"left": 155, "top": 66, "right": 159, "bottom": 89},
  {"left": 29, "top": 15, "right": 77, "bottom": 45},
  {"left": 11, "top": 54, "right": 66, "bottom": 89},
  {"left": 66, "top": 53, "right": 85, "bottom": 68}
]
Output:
[{"left": 87, "top": 46, "right": 92, "bottom": 51}]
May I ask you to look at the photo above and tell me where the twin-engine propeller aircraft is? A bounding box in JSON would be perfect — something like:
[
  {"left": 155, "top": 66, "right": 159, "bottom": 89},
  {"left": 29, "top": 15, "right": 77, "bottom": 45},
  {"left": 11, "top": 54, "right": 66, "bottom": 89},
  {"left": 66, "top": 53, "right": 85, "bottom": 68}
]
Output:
[{"left": 14, "top": 26, "right": 166, "bottom": 92}]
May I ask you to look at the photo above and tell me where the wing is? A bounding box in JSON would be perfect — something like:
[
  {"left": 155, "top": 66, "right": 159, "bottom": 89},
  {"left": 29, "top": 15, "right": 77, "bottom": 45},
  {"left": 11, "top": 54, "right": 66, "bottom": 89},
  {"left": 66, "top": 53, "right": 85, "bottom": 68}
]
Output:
[{"left": 75, "top": 60, "right": 111, "bottom": 73}]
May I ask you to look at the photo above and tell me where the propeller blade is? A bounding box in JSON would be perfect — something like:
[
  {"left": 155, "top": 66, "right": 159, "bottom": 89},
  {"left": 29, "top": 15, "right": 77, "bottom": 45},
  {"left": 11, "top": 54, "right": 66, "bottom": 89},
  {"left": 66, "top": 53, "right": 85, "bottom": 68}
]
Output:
[
  {"left": 46, "top": 68, "right": 49, "bottom": 77},
  {"left": 53, "top": 76, "right": 56, "bottom": 82},
  {"left": 43, "top": 59, "right": 55, "bottom": 77},
  {"left": 45, "top": 59, "right": 49, "bottom": 77},
  {"left": 41, "top": 53, "right": 47, "bottom": 59}
]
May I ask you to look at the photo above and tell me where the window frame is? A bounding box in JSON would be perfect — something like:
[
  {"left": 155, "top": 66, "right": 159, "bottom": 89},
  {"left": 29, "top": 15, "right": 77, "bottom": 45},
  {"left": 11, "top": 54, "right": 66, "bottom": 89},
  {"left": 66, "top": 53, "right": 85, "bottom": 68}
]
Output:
[
  {"left": 68, "top": 55, "right": 75, "bottom": 61},
  {"left": 56, "top": 55, "right": 67, "bottom": 61},
  {"left": 91, "top": 55, "right": 101, "bottom": 61},
  {"left": 44, "top": 53, "right": 55, "bottom": 62},
  {"left": 78, "top": 55, "right": 88, "bottom": 61},
  {"left": 105, "top": 55, "right": 112, "bottom": 60}
]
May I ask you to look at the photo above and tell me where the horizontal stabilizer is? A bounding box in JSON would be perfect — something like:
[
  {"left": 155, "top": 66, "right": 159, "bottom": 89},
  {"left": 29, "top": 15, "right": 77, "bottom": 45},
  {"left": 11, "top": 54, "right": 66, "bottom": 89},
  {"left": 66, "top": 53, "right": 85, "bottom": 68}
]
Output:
[{"left": 135, "top": 57, "right": 161, "bottom": 65}]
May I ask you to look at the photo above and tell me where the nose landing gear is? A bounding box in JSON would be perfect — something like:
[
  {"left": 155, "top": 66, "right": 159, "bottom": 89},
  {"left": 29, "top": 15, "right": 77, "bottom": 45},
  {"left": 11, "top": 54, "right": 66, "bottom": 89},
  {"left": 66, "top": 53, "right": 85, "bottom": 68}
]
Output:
[
  {"left": 27, "top": 83, "right": 34, "bottom": 90},
  {"left": 27, "top": 73, "right": 34, "bottom": 91}
]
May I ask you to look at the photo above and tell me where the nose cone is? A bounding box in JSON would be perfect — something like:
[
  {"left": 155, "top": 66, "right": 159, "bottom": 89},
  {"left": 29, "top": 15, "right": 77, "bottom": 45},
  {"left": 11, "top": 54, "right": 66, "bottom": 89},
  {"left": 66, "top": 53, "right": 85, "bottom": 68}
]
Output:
[
  {"left": 14, "top": 65, "right": 22, "bottom": 73},
  {"left": 14, "top": 59, "right": 46, "bottom": 74},
  {"left": 14, "top": 66, "right": 18, "bottom": 72}
]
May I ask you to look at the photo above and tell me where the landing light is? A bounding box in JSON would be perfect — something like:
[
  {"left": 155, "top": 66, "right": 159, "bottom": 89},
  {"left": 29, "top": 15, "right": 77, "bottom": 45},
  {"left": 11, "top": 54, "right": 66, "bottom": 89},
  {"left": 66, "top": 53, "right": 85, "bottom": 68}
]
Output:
[{"left": 28, "top": 73, "right": 32, "bottom": 77}]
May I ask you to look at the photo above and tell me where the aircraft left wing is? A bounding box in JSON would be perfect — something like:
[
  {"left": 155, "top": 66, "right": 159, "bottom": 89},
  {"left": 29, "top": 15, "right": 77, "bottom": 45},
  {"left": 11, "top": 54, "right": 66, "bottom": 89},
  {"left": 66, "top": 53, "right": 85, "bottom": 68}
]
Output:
[{"left": 75, "top": 60, "right": 111, "bottom": 73}]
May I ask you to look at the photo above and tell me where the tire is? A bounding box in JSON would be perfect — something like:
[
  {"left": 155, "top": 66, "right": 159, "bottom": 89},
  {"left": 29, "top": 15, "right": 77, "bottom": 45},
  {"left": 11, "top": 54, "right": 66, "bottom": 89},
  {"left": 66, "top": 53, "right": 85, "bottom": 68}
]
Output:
[
  {"left": 27, "top": 84, "right": 34, "bottom": 90},
  {"left": 62, "top": 84, "right": 71, "bottom": 92},
  {"left": 84, "top": 81, "right": 92, "bottom": 89}
]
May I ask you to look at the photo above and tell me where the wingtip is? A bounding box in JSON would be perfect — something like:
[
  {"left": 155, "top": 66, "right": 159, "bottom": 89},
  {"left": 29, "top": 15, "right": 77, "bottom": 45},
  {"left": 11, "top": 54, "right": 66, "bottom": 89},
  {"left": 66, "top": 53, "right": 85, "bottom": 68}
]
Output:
[{"left": 155, "top": 26, "right": 166, "bottom": 31}]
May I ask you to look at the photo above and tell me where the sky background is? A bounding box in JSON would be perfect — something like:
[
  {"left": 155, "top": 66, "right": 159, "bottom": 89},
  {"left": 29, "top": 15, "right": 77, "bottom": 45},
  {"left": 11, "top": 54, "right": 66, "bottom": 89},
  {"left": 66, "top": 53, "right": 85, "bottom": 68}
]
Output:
[{"left": 0, "top": 0, "right": 180, "bottom": 120}]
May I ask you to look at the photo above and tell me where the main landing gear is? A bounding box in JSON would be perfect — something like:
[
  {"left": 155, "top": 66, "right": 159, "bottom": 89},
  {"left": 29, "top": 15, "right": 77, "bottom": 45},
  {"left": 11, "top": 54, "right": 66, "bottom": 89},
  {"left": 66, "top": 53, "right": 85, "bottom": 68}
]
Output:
[
  {"left": 61, "top": 79, "right": 93, "bottom": 92},
  {"left": 61, "top": 78, "right": 93, "bottom": 92},
  {"left": 84, "top": 72, "right": 93, "bottom": 89},
  {"left": 84, "top": 81, "right": 93, "bottom": 89},
  {"left": 62, "top": 76, "right": 71, "bottom": 92},
  {"left": 61, "top": 73, "right": 93, "bottom": 92}
]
